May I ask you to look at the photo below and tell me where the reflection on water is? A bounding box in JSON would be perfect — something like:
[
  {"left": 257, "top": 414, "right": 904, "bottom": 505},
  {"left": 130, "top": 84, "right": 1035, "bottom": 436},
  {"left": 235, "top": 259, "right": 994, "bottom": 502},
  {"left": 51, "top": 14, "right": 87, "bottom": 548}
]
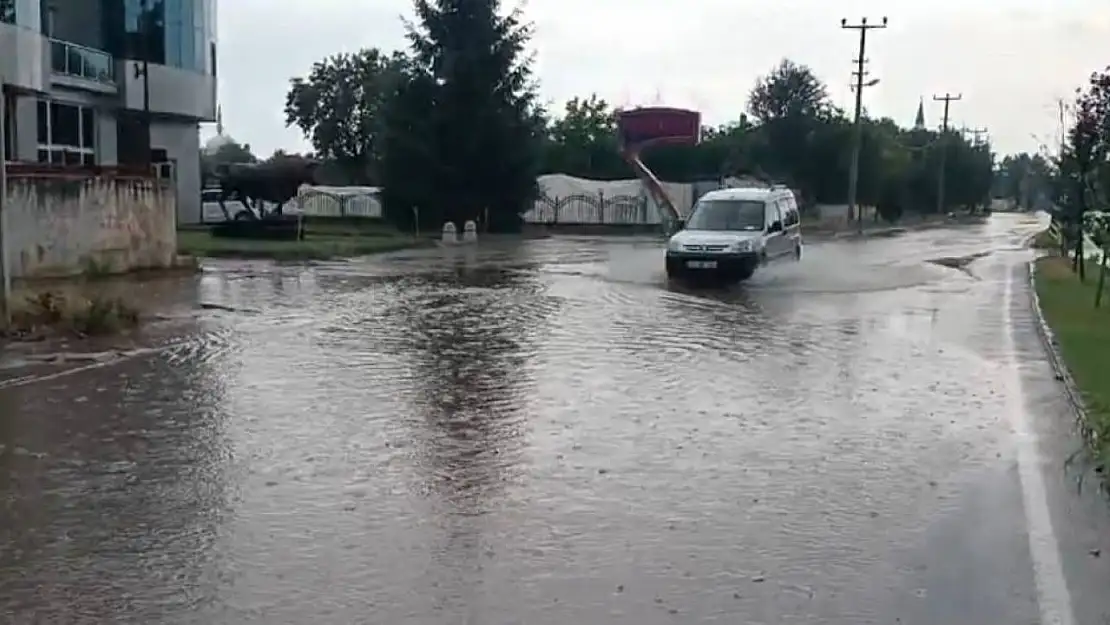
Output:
[
  {"left": 399, "top": 266, "right": 542, "bottom": 507},
  {"left": 388, "top": 261, "right": 557, "bottom": 616}
]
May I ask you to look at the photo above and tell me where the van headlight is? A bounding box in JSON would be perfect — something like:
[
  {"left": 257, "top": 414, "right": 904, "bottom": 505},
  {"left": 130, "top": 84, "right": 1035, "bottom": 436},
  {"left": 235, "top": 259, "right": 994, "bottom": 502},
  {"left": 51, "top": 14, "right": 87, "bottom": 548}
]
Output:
[
  {"left": 731, "top": 240, "right": 752, "bottom": 252},
  {"left": 666, "top": 239, "right": 683, "bottom": 252}
]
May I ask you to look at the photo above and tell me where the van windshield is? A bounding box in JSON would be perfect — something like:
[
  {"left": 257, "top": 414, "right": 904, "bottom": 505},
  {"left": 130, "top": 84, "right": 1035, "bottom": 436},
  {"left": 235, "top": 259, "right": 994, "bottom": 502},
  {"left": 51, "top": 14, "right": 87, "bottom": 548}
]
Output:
[{"left": 685, "top": 199, "right": 765, "bottom": 231}]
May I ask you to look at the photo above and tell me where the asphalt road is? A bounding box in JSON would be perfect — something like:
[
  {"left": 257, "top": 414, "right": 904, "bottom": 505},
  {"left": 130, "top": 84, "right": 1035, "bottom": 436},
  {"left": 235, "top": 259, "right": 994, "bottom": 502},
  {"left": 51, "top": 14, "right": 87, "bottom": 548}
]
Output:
[{"left": 3, "top": 213, "right": 1110, "bottom": 624}]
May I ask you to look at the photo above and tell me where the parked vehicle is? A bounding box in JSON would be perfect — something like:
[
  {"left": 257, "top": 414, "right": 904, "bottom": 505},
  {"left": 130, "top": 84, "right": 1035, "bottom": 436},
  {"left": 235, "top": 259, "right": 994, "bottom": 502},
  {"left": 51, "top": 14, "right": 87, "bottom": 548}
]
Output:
[
  {"left": 664, "top": 186, "right": 802, "bottom": 283},
  {"left": 200, "top": 187, "right": 294, "bottom": 223}
]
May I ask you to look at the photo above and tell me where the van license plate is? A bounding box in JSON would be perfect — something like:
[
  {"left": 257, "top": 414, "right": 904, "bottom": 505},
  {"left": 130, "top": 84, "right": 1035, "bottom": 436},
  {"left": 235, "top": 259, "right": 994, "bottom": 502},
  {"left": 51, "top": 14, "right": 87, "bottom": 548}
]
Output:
[{"left": 687, "top": 260, "right": 717, "bottom": 269}]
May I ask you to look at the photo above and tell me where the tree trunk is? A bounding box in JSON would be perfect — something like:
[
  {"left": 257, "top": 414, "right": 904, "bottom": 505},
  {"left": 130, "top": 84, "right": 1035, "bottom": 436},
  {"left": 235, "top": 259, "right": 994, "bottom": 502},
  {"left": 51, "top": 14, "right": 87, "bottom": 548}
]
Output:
[
  {"left": 1097, "top": 248, "right": 1108, "bottom": 308},
  {"left": 1073, "top": 223, "right": 1086, "bottom": 281}
]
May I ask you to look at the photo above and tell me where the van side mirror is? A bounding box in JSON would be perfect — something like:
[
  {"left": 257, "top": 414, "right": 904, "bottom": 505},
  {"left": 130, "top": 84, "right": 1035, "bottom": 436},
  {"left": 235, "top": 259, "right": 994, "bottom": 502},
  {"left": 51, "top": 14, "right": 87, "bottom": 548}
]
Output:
[
  {"left": 674, "top": 219, "right": 685, "bottom": 230},
  {"left": 769, "top": 221, "right": 783, "bottom": 232}
]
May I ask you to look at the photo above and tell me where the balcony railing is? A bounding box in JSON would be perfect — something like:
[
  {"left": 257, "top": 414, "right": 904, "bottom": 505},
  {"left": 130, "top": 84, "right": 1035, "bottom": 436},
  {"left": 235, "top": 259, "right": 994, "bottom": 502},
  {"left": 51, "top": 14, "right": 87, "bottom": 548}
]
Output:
[{"left": 49, "top": 39, "right": 115, "bottom": 85}]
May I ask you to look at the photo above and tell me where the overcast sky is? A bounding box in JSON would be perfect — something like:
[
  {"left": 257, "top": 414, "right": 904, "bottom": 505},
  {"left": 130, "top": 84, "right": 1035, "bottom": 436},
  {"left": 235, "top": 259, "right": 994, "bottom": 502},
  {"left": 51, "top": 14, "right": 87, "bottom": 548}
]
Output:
[{"left": 207, "top": 0, "right": 1110, "bottom": 160}]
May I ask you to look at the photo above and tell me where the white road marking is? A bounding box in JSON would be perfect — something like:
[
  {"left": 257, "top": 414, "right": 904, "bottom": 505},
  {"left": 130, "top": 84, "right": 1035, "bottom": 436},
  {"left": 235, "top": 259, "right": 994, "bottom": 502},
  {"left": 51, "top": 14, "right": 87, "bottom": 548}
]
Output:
[{"left": 1002, "top": 263, "right": 1076, "bottom": 625}]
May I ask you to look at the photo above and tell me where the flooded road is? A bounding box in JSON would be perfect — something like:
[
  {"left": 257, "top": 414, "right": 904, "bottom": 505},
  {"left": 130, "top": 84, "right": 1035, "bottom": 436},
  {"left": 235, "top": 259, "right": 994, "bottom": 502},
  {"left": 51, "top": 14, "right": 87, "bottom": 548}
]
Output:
[{"left": 3, "top": 213, "right": 1110, "bottom": 624}]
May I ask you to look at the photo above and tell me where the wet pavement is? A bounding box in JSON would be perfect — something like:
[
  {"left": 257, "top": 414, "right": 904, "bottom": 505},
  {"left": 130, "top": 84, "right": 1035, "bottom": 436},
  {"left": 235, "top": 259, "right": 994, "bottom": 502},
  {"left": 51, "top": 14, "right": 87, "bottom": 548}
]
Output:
[{"left": 3, "top": 213, "right": 1110, "bottom": 624}]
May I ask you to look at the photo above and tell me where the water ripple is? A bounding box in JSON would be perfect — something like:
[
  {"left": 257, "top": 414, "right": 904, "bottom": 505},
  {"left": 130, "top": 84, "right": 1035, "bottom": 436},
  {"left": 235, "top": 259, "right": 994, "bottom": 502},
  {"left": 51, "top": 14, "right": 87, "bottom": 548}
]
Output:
[{"left": 0, "top": 218, "right": 1040, "bottom": 624}]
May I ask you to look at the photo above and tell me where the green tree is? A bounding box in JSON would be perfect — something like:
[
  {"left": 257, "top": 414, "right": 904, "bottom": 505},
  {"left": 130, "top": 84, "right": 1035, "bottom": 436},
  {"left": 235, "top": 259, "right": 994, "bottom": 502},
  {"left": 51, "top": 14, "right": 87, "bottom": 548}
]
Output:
[
  {"left": 284, "top": 48, "right": 409, "bottom": 185},
  {"left": 746, "top": 59, "right": 841, "bottom": 202},
  {"left": 542, "top": 94, "right": 623, "bottom": 178},
  {"left": 1056, "top": 69, "right": 1110, "bottom": 279},
  {"left": 747, "top": 59, "right": 835, "bottom": 123},
  {"left": 380, "top": 0, "right": 545, "bottom": 232},
  {"left": 996, "top": 152, "right": 1054, "bottom": 209}
]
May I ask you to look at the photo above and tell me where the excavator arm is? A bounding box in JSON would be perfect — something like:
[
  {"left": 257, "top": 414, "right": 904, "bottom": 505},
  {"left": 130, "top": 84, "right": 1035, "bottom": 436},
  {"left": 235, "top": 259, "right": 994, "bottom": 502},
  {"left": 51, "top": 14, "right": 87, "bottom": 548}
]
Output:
[
  {"left": 615, "top": 107, "right": 701, "bottom": 234},
  {"left": 620, "top": 147, "right": 682, "bottom": 231}
]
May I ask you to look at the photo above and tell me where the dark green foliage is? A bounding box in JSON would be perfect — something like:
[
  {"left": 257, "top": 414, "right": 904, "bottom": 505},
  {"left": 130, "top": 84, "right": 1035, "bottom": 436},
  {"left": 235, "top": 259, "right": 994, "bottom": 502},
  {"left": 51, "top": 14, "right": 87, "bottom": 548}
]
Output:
[
  {"left": 284, "top": 49, "right": 410, "bottom": 185},
  {"left": 287, "top": 41, "right": 996, "bottom": 222},
  {"left": 1052, "top": 66, "right": 1110, "bottom": 281},
  {"left": 377, "top": 0, "right": 545, "bottom": 233}
]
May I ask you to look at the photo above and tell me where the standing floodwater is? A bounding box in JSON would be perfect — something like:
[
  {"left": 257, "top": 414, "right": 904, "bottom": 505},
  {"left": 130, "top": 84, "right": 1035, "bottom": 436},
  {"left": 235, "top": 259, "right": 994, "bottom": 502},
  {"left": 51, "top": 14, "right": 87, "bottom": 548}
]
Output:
[{"left": 1, "top": 214, "right": 1102, "bottom": 624}]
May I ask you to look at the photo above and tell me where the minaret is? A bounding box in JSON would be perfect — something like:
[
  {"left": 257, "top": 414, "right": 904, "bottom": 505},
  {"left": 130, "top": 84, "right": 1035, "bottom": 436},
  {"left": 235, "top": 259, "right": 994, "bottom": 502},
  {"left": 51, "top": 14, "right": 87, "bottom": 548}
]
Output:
[{"left": 913, "top": 98, "right": 925, "bottom": 130}]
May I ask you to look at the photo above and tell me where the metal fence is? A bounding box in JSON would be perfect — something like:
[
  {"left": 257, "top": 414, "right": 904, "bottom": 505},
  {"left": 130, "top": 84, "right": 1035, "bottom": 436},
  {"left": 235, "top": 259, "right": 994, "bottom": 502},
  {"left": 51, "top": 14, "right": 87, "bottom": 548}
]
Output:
[
  {"left": 523, "top": 192, "right": 657, "bottom": 225},
  {"left": 295, "top": 188, "right": 383, "bottom": 218},
  {"left": 200, "top": 186, "right": 668, "bottom": 226},
  {"left": 200, "top": 186, "right": 383, "bottom": 222}
]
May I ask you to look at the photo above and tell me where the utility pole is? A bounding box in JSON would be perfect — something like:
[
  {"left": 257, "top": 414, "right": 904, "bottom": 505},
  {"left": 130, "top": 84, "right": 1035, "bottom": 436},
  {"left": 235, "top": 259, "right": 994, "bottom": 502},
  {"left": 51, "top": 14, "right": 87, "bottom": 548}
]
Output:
[
  {"left": 841, "top": 16, "right": 887, "bottom": 234},
  {"left": 933, "top": 93, "right": 961, "bottom": 214},
  {"left": 962, "top": 127, "right": 989, "bottom": 211}
]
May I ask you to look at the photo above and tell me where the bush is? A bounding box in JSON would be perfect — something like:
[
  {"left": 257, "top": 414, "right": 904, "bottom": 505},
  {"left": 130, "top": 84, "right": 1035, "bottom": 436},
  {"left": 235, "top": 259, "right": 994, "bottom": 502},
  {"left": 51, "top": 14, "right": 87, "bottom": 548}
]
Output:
[{"left": 2, "top": 290, "right": 140, "bottom": 338}]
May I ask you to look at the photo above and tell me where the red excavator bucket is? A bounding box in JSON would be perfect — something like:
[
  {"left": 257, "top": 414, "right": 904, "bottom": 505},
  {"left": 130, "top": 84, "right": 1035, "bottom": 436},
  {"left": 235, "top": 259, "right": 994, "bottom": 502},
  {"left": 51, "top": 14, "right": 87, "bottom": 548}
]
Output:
[{"left": 615, "top": 107, "right": 701, "bottom": 228}]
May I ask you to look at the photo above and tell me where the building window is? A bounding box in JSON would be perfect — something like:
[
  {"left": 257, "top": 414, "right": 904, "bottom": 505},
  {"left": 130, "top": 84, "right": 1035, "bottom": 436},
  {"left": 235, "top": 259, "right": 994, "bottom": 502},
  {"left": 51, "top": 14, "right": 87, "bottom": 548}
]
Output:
[
  {"left": 0, "top": 0, "right": 14, "bottom": 24},
  {"left": 109, "top": 0, "right": 211, "bottom": 73},
  {"left": 163, "top": 0, "right": 204, "bottom": 72},
  {"left": 123, "top": 0, "right": 166, "bottom": 65},
  {"left": 37, "top": 100, "right": 96, "bottom": 166}
]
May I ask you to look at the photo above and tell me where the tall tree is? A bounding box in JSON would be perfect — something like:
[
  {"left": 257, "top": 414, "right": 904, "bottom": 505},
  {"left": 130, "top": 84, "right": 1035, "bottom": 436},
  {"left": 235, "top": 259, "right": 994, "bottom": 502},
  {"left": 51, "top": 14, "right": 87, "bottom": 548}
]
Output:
[
  {"left": 747, "top": 59, "right": 835, "bottom": 123},
  {"left": 284, "top": 48, "right": 409, "bottom": 185},
  {"left": 1056, "top": 68, "right": 1110, "bottom": 279},
  {"left": 542, "top": 94, "right": 622, "bottom": 178},
  {"left": 746, "top": 59, "right": 840, "bottom": 201},
  {"left": 550, "top": 94, "right": 616, "bottom": 144},
  {"left": 379, "top": 0, "right": 545, "bottom": 232}
]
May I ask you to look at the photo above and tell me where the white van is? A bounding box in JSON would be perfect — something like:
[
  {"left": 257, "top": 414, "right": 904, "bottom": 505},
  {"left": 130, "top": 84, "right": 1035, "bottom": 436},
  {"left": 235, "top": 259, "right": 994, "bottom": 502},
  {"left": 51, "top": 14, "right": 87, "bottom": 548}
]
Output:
[{"left": 665, "top": 186, "right": 802, "bottom": 282}]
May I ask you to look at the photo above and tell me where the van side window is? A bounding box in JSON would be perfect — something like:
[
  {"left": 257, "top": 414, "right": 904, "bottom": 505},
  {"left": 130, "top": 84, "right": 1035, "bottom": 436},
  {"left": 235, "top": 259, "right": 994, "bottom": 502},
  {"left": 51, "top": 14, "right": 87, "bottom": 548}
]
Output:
[
  {"left": 785, "top": 206, "right": 798, "bottom": 227},
  {"left": 780, "top": 196, "right": 798, "bottom": 227}
]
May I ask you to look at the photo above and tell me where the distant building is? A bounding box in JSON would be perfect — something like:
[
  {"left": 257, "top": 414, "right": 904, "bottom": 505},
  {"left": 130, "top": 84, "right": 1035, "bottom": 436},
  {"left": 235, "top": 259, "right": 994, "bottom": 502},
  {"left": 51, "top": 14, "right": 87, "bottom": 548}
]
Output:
[
  {"left": 913, "top": 97, "right": 926, "bottom": 130},
  {"left": 1, "top": 0, "right": 218, "bottom": 224},
  {"left": 202, "top": 106, "right": 235, "bottom": 156}
]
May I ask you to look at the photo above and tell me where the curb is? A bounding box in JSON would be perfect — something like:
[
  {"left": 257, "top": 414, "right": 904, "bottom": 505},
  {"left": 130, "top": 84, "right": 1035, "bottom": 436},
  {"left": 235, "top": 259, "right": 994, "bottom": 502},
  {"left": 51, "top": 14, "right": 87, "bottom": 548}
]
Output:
[
  {"left": 831, "top": 227, "right": 907, "bottom": 240},
  {"left": 1026, "top": 258, "right": 1092, "bottom": 434}
]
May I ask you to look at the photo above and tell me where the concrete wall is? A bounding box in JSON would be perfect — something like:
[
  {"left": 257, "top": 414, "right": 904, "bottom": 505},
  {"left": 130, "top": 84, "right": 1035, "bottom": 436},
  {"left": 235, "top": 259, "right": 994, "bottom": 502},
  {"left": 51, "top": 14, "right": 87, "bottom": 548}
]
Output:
[
  {"left": 151, "top": 119, "right": 200, "bottom": 224},
  {"left": 0, "top": 21, "right": 48, "bottom": 93},
  {"left": 96, "top": 110, "right": 118, "bottom": 165},
  {"left": 119, "top": 60, "right": 217, "bottom": 121},
  {"left": 9, "top": 95, "right": 38, "bottom": 161},
  {"left": 4, "top": 172, "right": 177, "bottom": 278}
]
